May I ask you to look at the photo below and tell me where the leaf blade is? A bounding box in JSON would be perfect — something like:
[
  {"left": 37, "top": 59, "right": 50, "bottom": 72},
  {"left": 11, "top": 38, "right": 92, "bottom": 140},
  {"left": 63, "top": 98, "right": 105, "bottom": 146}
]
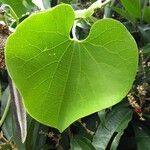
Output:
[
  {"left": 92, "top": 102, "right": 133, "bottom": 150},
  {"left": 5, "top": 4, "right": 138, "bottom": 132}
]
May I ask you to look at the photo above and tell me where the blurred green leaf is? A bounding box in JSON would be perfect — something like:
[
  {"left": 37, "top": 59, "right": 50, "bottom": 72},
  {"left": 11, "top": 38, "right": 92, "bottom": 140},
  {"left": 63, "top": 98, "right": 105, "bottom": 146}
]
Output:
[
  {"left": 143, "top": 43, "right": 150, "bottom": 54},
  {"left": 138, "top": 25, "right": 150, "bottom": 44},
  {"left": 0, "top": 0, "right": 34, "bottom": 18},
  {"left": 110, "top": 132, "right": 125, "bottom": 150},
  {"left": 134, "top": 123, "right": 150, "bottom": 150},
  {"left": 1, "top": 88, "right": 12, "bottom": 141},
  {"left": 92, "top": 102, "right": 133, "bottom": 150},
  {"left": 59, "top": 0, "right": 72, "bottom": 4},
  {"left": 143, "top": 7, "right": 150, "bottom": 23},
  {"left": 98, "top": 109, "right": 106, "bottom": 127},
  {"left": 25, "top": 117, "right": 49, "bottom": 150},
  {"left": 121, "top": 0, "right": 141, "bottom": 19},
  {"left": 71, "top": 136, "right": 96, "bottom": 150},
  {"left": 1, "top": 88, "right": 26, "bottom": 149},
  {"left": 0, "top": 82, "right": 1, "bottom": 98},
  {"left": 112, "top": 7, "right": 136, "bottom": 23},
  {"left": 0, "top": 144, "right": 12, "bottom": 150}
]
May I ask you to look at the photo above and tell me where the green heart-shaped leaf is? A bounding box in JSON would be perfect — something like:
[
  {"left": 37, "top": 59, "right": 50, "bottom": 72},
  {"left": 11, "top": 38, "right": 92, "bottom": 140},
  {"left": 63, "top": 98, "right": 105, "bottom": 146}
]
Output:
[{"left": 5, "top": 4, "right": 138, "bottom": 132}]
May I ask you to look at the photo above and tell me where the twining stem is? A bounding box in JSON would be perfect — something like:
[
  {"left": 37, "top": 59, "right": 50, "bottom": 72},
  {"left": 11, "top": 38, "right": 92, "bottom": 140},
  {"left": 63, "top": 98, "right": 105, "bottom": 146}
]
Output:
[
  {"left": 75, "top": 0, "right": 112, "bottom": 19},
  {"left": 0, "top": 94, "right": 10, "bottom": 127},
  {"left": 72, "top": 0, "right": 112, "bottom": 40}
]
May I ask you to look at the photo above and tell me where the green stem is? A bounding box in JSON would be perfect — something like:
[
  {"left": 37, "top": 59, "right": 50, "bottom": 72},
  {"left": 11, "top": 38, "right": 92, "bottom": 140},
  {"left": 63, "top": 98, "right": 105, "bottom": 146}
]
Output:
[
  {"left": 9, "top": 6, "right": 19, "bottom": 25},
  {"left": 72, "top": 20, "right": 78, "bottom": 40},
  {"left": 104, "top": 0, "right": 116, "bottom": 18},
  {"left": 0, "top": 94, "right": 11, "bottom": 127},
  {"left": 3, "top": 4, "right": 19, "bottom": 25},
  {"left": 75, "top": 0, "right": 112, "bottom": 19}
]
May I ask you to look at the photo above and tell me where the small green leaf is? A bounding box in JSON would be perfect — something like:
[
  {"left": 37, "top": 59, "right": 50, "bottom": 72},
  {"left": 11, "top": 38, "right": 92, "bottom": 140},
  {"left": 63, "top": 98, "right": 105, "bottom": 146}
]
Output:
[
  {"left": 92, "top": 102, "right": 133, "bottom": 150},
  {"left": 5, "top": 4, "right": 138, "bottom": 132}
]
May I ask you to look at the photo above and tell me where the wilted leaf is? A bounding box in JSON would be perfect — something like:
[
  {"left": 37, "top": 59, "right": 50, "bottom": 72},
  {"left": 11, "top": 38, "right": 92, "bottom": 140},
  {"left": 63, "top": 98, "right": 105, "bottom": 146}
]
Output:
[{"left": 9, "top": 79, "right": 27, "bottom": 143}]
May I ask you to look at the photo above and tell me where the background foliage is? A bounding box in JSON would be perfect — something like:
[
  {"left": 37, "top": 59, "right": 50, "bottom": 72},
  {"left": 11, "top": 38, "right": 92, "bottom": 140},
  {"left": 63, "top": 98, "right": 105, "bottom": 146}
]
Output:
[{"left": 0, "top": 0, "right": 150, "bottom": 149}]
